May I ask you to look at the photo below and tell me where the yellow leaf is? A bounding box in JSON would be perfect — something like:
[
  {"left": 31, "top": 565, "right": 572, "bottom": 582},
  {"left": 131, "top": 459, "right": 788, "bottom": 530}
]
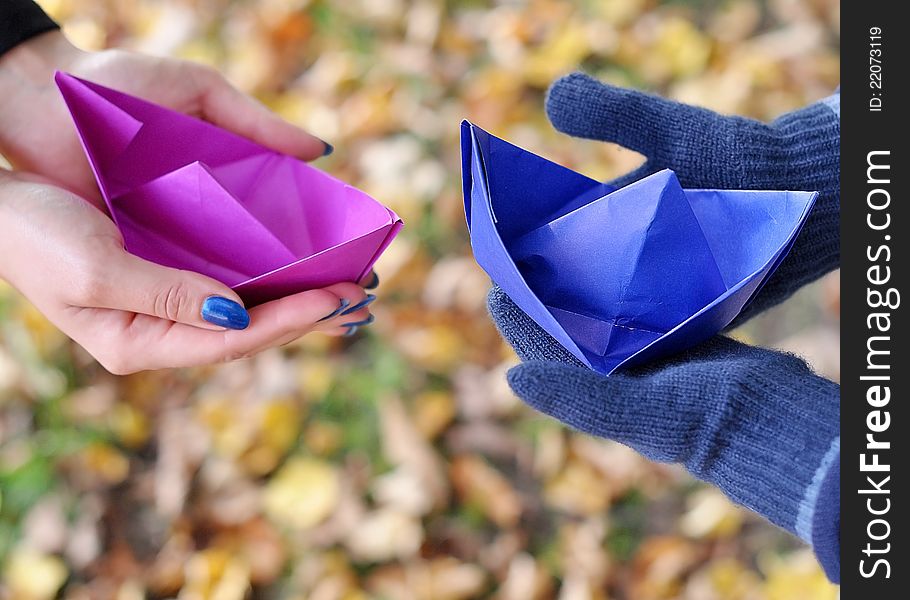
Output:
[
  {"left": 264, "top": 456, "right": 340, "bottom": 530},
  {"left": 451, "top": 455, "right": 522, "bottom": 527},
  {"left": 762, "top": 550, "right": 839, "bottom": 600},
  {"left": 413, "top": 391, "right": 456, "bottom": 440},
  {"left": 680, "top": 489, "right": 744, "bottom": 539},
  {"left": 18, "top": 302, "right": 68, "bottom": 356},
  {"left": 396, "top": 324, "right": 467, "bottom": 372},
  {"left": 544, "top": 459, "right": 612, "bottom": 516},
  {"left": 685, "top": 557, "right": 762, "bottom": 600},
  {"left": 656, "top": 17, "right": 713, "bottom": 79},
  {"left": 179, "top": 548, "right": 251, "bottom": 600},
  {"left": 116, "top": 579, "right": 146, "bottom": 600},
  {"left": 244, "top": 400, "right": 301, "bottom": 475},
  {"left": 79, "top": 442, "right": 130, "bottom": 485},
  {"left": 345, "top": 508, "right": 424, "bottom": 562},
  {"left": 198, "top": 396, "right": 302, "bottom": 476},
  {"left": 297, "top": 358, "right": 336, "bottom": 400},
  {"left": 108, "top": 403, "right": 151, "bottom": 449},
  {"left": 596, "top": 0, "right": 648, "bottom": 25},
  {"left": 523, "top": 22, "right": 593, "bottom": 87},
  {"left": 3, "top": 548, "right": 68, "bottom": 600}
]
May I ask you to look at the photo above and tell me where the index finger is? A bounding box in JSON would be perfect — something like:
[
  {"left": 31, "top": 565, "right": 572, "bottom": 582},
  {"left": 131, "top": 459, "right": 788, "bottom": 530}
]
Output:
[{"left": 195, "top": 67, "right": 331, "bottom": 161}]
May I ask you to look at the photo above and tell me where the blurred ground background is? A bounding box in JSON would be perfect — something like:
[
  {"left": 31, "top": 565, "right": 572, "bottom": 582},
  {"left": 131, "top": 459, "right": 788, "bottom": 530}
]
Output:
[{"left": 1, "top": 0, "right": 840, "bottom": 598}]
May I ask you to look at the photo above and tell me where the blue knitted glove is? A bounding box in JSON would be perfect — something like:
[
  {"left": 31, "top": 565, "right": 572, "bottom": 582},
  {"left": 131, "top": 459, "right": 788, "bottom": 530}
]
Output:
[
  {"left": 485, "top": 76, "right": 842, "bottom": 581},
  {"left": 489, "top": 288, "right": 840, "bottom": 583},
  {"left": 546, "top": 73, "right": 840, "bottom": 322}
]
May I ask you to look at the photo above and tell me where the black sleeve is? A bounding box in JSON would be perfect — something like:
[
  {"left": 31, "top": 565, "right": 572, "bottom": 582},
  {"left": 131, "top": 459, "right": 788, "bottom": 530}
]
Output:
[{"left": 0, "top": 0, "right": 59, "bottom": 57}]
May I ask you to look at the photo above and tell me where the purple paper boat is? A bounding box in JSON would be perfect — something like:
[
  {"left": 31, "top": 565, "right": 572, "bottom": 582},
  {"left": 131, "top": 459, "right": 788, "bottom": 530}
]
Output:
[
  {"left": 461, "top": 121, "right": 817, "bottom": 374},
  {"left": 56, "top": 72, "right": 402, "bottom": 306}
]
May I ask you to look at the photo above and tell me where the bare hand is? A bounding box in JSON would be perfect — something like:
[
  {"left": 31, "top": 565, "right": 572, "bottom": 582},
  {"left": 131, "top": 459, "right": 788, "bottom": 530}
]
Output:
[
  {"left": 0, "top": 30, "right": 330, "bottom": 209},
  {"left": 0, "top": 172, "right": 371, "bottom": 374}
]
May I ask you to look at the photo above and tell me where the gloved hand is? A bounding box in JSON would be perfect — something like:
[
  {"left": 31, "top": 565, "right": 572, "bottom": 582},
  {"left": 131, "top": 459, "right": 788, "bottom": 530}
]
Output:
[
  {"left": 546, "top": 72, "right": 840, "bottom": 323},
  {"left": 487, "top": 74, "right": 842, "bottom": 582},
  {"left": 490, "top": 288, "right": 840, "bottom": 583}
]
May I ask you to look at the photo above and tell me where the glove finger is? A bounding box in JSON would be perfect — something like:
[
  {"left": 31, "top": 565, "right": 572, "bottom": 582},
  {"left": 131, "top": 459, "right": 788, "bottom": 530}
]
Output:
[
  {"left": 627, "top": 335, "right": 750, "bottom": 372},
  {"left": 545, "top": 72, "right": 731, "bottom": 169},
  {"left": 488, "top": 280, "right": 748, "bottom": 368},
  {"left": 487, "top": 286, "right": 583, "bottom": 366},
  {"left": 507, "top": 360, "right": 710, "bottom": 463}
]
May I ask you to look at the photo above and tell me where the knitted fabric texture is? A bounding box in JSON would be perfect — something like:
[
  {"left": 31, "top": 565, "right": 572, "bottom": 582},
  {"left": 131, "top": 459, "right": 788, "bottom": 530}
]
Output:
[
  {"left": 486, "top": 74, "right": 842, "bottom": 582},
  {"left": 490, "top": 286, "right": 840, "bottom": 582},
  {"left": 544, "top": 72, "right": 840, "bottom": 324},
  {"left": 507, "top": 336, "right": 839, "bottom": 532}
]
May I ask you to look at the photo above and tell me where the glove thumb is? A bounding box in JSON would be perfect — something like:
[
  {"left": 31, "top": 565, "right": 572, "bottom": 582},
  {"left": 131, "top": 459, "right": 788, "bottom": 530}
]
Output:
[
  {"left": 545, "top": 72, "right": 729, "bottom": 168},
  {"left": 507, "top": 360, "right": 706, "bottom": 463}
]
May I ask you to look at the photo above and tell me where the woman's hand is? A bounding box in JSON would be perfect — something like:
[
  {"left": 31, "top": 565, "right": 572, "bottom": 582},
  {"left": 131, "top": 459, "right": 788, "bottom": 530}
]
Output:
[
  {"left": 487, "top": 286, "right": 841, "bottom": 583},
  {"left": 0, "top": 171, "right": 373, "bottom": 374},
  {"left": 0, "top": 30, "right": 331, "bottom": 209}
]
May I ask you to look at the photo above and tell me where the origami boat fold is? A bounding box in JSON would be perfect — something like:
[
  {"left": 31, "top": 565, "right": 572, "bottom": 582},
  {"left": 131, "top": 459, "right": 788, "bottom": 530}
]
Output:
[
  {"left": 56, "top": 72, "right": 402, "bottom": 306},
  {"left": 461, "top": 121, "right": 817, "bottom": 374}
]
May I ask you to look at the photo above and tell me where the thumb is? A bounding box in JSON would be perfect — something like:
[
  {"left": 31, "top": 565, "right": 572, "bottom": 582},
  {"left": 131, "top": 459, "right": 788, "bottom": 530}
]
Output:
[
  {"left": 545, "top": 72, "right": 727, "bottom": 163},
  {"left": 97, "top": 252, "right": 250, "bottom": 330},
  {"left": 507, "top": 360, "right": 709, "bottom": 463}
]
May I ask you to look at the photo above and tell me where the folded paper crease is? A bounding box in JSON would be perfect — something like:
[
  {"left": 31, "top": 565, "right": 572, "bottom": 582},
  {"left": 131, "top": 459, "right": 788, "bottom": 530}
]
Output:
[
  {"left": 461, "top": 121, "right": 816, "bottom": 374},
  {"left": 57, "top": 72, "right": 402, "bottom": 306}
]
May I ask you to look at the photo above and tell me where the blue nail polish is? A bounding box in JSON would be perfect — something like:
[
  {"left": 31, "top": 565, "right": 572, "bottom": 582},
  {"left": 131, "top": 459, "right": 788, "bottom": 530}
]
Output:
[
  {"left": 343, "top": 326, "right": 359, "bottom": 337},
  {"left": 341, "top": 314, "right": 375, "bottom": 328},
  {"left": 322, "top": 141, "right": 334, "bottom": 156},
  {"left": 365, "top": 272, "right": 380, "bottom": 290},
  {"left": 201, "top": 296, "right": 250, "bottom": 330},
  {"left": 340, "top": 294, "right": 376, "bottom": 316},
  {"left": 318, "top": 298, "right": 350, "bottom": 322}
]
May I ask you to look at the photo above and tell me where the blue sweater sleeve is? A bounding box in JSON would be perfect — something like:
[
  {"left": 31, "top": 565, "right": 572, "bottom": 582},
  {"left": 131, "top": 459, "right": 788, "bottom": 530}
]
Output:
[
  {"left": 810, "top": 446, "right": 840, "bottom": 583},
  {"left": 801, "top": 95, "right": 840, "bottom": 582}
]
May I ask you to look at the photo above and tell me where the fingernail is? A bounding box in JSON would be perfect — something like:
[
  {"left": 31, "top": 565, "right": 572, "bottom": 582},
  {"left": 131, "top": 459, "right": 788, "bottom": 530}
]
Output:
[
  {"left": 341, "top": 314, "right": 375, "bottom": 328},
  {"left": 321, "top": 141, "right": 334, "bottom": 156},
  {"left": 201, "top": 296, "right": 250, "bottom": 330},
  {"left": 318, "top": 298, "right": 350, "bottom": 322},
  {"left": 365, "top": 272, "right": 380, "bottom": 290},
  {"left": 343, "top": 326, "right": 359, "bottom": 337},
  {"left": 340, "top": 294, "right": 376, "bottom": 316}
]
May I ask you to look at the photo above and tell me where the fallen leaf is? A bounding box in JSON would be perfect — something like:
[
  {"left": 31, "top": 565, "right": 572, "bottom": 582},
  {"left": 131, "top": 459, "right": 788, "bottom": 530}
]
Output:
[
  {"left": 3, "top": 547, "right": 68, "bottom": 600},
  {"left": 680, "top": 489, "right": 744, "bottom": 539},
  {"left": 179, "top": 548, "right": 251, "bottom": 600},
  {"left": 450, "top": 455, "right": 522, "bottom": 528},
  {"left": 380, "top": 395, "right": 449, "bottom": 510},
  {"left": 264, "top": 456, "right": 340, "bottom": 530},
  {"left": 345, "top": 508, "right": 424, "bottom": 563}
]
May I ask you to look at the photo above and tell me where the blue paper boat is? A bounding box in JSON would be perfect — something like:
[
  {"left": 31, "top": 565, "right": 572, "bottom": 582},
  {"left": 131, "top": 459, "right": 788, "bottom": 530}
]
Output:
[{"left": 461, "top": 121, "right": 817, "bottom": 374}]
